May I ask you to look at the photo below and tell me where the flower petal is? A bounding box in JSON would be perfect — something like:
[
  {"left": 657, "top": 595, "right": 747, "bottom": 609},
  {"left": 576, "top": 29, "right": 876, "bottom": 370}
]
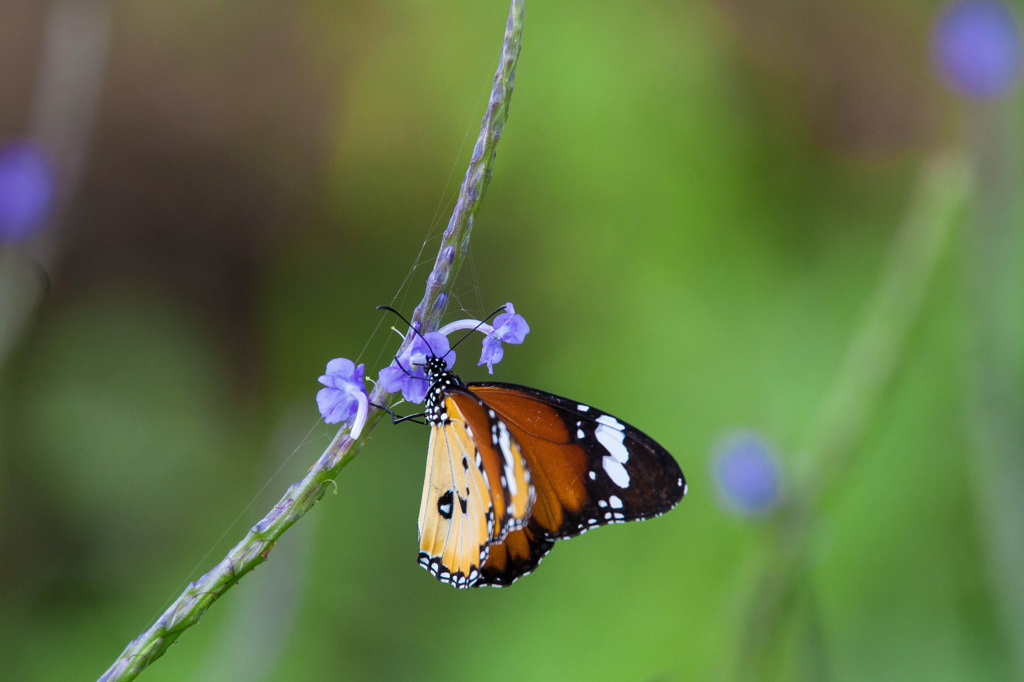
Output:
[
  {"left": 348, "top": 384, "right": 369, "bottom": 439},
  {"left": 492, "top": 303, "right": 529, "bottom": 344},
  {"left": 478, "top": 334, "right": 505, "bottom": 374},
  {"left": 422, "top": 332, "right": 453, "bottom": 368},
  {"left": 317, "top": 358, "right": 368, "bottom": 425},
  {"left": 401, "top": 376, "right": 429, "bottom": 404},
  {"left": 378, "top": 365, "right": 409, "bottom": 394},
  {"left": 325, "top": 357, "right": 356, "bottom": 381},
  {"left": 317, "top": 387, "right": 354, "bottom": 424}
]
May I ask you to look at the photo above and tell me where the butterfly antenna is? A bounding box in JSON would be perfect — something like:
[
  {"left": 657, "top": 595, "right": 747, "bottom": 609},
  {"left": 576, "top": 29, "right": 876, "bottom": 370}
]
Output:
[
  {"left": 377, "top": 305, "right": 435, "bottom": 356},
  {"left": 391, "top": 354, "right": 430, "bottom": 382},
  {"left": 446, "top": 305, "right": 507, "bottom": 357}
]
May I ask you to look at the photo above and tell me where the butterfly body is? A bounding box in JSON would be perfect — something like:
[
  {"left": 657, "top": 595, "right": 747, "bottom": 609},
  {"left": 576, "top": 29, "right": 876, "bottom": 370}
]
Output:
[{"left": 416, "top": 355, "right": 686, "bottom": 589}]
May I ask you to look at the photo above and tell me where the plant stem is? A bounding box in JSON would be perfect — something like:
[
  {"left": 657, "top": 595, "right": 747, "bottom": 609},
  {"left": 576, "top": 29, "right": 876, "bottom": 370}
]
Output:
[
  {"left": 97, "top": 2, "right": 525, "bottom": 679},
  {"left": 965, "top": 102, "right": 1024, "bottom": 678},
  {"left": 795, "top": 155, "right": 970, "bottom": 503},
  {"left": 734, "top": 154, "right": 971, "bottom": 679}
]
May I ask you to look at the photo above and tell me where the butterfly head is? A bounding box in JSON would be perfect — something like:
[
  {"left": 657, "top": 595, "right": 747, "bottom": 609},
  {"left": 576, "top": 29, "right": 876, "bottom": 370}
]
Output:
[{"left": 422, "top": 354, "right": 452, "bottom": 382}]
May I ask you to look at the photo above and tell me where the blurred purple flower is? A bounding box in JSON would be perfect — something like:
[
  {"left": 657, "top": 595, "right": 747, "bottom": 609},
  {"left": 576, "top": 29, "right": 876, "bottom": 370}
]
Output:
[
  {"left": 712, "top": 431, "right": 783, "bottom": 516},
  {"left": 0, "top": 140, "right": 57, "bottom": 243},
  {"left": 379, "top": 331, "right": 452, "bottom": 404},
  {"left": 478, "top": 302, "right": 530, "bottom": 374},
  {"left": 317, "top": 358, "right": 369, "bottom": 438},
  {"left": 932, "top": 0, "right": 1023, "bottom": 100}
]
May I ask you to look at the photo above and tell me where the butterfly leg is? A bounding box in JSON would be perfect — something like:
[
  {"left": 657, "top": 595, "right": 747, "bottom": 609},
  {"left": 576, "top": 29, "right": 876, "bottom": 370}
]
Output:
[{"left": 371, "top": 402, "right": 427, "bottom": 426}]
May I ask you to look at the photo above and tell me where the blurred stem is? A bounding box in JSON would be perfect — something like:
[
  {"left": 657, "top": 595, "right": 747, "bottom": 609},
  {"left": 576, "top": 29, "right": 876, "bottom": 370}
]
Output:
[
  {"left": 97, "top": 2, "right": 525, "bottom": 680},
  {"left": 734, "top": 155, "right": 971, "bottom": 679},
  {"left": 0, "top": 253, "right": 47, "bottom": 377},
  {"left": 796, "top": 586, "right": 829, "bottom": 681},
  {"left": 796, "top": 155, "right": 970, "bottom": 503},
  {"left": 965, "top": 102, "right": 1024, "bottom": 677},
  {"left": 0, "top": 0, "right": 111, "bottom": 377}
]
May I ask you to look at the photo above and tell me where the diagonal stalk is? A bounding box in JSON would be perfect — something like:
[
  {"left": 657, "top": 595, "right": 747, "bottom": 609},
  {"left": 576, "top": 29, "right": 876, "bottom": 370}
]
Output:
[
  {"left": 733, "top": 155, "right": 971, "bottom": 679},
  {"left": 97, "top": 2, "right": 525, "bottom": 679}
]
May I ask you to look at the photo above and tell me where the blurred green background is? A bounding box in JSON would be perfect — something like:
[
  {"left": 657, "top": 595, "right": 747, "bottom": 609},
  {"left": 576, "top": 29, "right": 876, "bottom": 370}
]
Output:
[{"left": 1, "top": 0, "right": 1022, "bottom": 680}]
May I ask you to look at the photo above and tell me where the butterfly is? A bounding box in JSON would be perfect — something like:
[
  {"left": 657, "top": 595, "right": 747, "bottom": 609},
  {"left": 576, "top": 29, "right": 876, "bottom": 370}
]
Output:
[{"left": 410, "top": 349, "right": 687, "bottom": 589}]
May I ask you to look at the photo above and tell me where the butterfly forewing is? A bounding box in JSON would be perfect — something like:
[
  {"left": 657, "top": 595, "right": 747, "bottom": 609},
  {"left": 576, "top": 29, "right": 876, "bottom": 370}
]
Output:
[
  {"left": 447, "top": 392, "right": 533, "bottom": 534},
  {"left": 468, "top": 383, "right": 686, "bottom": 540}
]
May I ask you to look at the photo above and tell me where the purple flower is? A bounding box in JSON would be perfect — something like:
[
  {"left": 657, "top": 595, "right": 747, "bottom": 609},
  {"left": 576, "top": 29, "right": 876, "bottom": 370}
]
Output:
[
  {"left": 378, "top": 332, "right": 452, "bottom": 404},
  {"left": 317, "top": 358, "right": 369, "bottom": 438},
  {"left": 712, "top": 431, "right": 783, "bottom": 516},
  {"left": 478, "top": 303, "right": 530, "bottom": 374},
  {"left": 0, "top": 140, "right": 57, "bottom": 243},
  {"left": 378, "top": 303, "right": 528, "bottom": 400},
  {"left": 932, "top": 0, "right": 1023, "bottom": 100}
]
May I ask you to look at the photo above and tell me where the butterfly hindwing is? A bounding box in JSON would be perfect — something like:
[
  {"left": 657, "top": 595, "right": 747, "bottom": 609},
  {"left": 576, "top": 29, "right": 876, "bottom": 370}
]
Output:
[
  {"left": 417, "top": 416, "right": 493, "bottom": 588},
  {"left": 417, "top": 392, "right": 534, "bottom": 589},
  {"left": 468, "top": 383, "right": 686, "bottom": 541},
  {"left": 478, "top": 525, "right": 554, "bottom": 587}
]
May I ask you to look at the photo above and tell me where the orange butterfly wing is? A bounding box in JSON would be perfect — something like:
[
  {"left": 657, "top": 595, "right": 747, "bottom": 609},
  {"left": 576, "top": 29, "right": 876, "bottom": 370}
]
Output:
[
  {"left": 469, "top": 383, "right": 686, "bottom": 587},
  {"left": 477, "top": 525, "right": 553, "bottom": 587}
]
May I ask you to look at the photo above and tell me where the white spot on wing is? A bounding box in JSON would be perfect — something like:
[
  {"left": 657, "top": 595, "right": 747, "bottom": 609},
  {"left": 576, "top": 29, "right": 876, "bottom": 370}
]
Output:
[
  {"left": 608, "top": 495, "right": 623, "bottom": 509},
  {"left": 496, "top": 421, "right": 518, "bottom": 499},
  {"left": 596, "top": 414, "right": 624, "bottom": 431},
  {"left": 603, "top": 455, "right": 630, "bottom": 488},
  {"left": 596, "top": 422, "right": 629, "bottom": 464},
  {"left": 577, "top": 404, "right": 590, "bottom": 412}
]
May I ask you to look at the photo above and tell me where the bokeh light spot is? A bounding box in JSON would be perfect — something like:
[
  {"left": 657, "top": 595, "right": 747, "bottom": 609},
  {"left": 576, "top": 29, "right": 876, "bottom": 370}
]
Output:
[
  {"left": 712, "top": 431, "right": 783, "bottom": 516},
  {"left": 0, "top": 140, "right": 56, "bottom": 243},
  {"left": 932, "top": 0, "right": 1023, "bottom": 100}
]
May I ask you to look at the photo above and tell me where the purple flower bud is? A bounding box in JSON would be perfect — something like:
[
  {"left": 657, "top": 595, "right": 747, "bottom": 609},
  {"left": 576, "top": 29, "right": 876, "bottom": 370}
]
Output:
[
  {"left": 478, "top": 302, "right": 529, "bottom": 374},
  {"left": 932, "top": 0, "right": 1023, "bottom": 100},
  {"left": 712, "top": 431, "right": 782, "bottom": 516},
  {"left": 317, "top": 358, "right": 369, "bottom": 438},
  {"left": 433, "top": 292, "right": 448, "bottom": 316},
  {"left": 0, "top": 140, "right": 57, "bottom": 243},
  {"left": 379, "top": 332, "right": 452, "bottom": 404}
]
